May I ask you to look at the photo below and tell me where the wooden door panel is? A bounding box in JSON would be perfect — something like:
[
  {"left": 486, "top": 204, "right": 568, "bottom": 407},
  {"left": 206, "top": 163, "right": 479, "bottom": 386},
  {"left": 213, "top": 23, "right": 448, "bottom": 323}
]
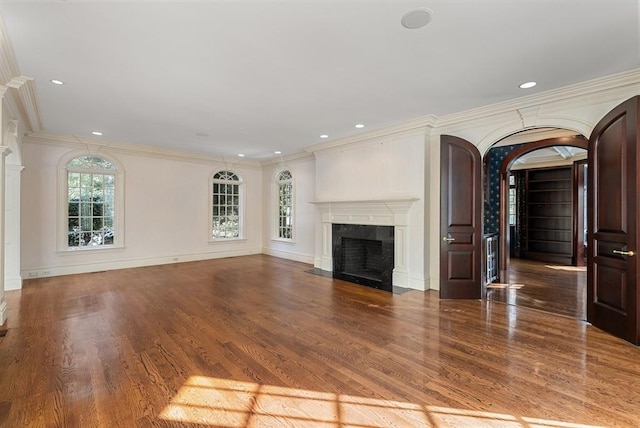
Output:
[
  {"left": 594, "top": 265, "right": 625, "bottom": 309},
  {"left": 588, "top": 95, "right": 639, "bottom": 345},
  {"left": 448, "top": 252, "right": 474, "bottom": 279},
  {"left": 440, "top": 135, "right": 482, "bottom": 299}
]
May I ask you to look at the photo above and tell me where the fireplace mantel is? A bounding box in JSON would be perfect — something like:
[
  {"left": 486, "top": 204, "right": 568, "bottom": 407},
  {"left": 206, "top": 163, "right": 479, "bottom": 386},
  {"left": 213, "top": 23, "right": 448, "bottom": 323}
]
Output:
[
  {"left": 311, "top": 198, "right": 418, "bottom": 287},
  {"left": 311, "top": 198, "right": 417, "bottom": 227}
]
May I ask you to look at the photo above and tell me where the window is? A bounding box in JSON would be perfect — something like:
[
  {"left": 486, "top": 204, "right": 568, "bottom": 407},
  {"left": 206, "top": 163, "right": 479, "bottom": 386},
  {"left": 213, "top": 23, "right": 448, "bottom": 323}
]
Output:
[
  {"left": 275, "top": 170, "right": 293, "bottom": 240},
  {"left": 211, "top": 171, "right": 242, "bottom": 239},
  {"left": 59, "top": 154, "right": 124, "bottom": 251}
]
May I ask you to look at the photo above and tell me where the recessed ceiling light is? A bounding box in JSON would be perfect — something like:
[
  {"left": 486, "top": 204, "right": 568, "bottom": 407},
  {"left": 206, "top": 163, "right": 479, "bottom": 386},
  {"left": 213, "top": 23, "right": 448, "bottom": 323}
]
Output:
[
  {"left": 274, "top": 151, "right": 282, "bottom": 154},
  {"left": 238, "top": 154, "right": 245, "bottom": 157},
  {"left": 320, "top": 134, "right": 329, "bottom": 139},
  {"left": 50, "top": 79, "right": 64, "bottom": 85},
  {"left": 519, "top": 81, "right": 537, "bottom": 89},
  {"left": 355, "top": 124, "right": 365, "bottom": 129},
  {"left": 91, "top": 131, "right": 103, "bottom": 136},
  {"left": 401, "top": 8, "right": 433, "bottom": 30}
]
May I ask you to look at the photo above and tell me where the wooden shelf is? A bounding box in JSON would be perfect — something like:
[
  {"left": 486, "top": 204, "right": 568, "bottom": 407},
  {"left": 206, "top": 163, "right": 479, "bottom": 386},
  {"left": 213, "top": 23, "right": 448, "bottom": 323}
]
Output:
[{"left": 524, "top": 166, "right": 574, "bottom": 264}]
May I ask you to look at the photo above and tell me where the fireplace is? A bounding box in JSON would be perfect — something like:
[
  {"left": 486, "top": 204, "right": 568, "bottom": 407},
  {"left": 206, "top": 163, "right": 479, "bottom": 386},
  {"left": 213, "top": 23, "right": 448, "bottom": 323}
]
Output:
[
  {"left": 312, "top": 199, "right": 419, "bottom": 290},
  {"left": 332, "top": 224, "right": 394, "bottom": 292}
]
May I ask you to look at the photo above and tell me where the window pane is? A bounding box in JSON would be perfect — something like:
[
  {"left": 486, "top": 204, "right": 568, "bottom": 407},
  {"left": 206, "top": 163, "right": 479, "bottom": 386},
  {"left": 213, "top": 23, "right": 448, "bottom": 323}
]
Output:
[
  {"left": 68, "top": 202, "right": 79, "bottom": 216},
  {"left": 68, "top": 233, "right": 79, "bottom": 247},
  {"left": 81, "top": 203, "right": 91, "bottom": 216},
  {"left": 103, "top": 174, "right": 115, "bottom": 187},
  {"left": 69, "top": 172, "right": 81, "bottom": 187},
  {"left": 81, "top": 187, "right": 91, "bottom": 199},
  {"left": 67, "top": 156, "right": 115, "bottom": 170},
  {"left": 93, "top": 203, "right": 103, "bottom": 216},
  {"left": 93, "top": 217, "right": 103, "bottom": 230},
  {"left": 81, "top": 173, "right": 92, "bottom": 187},
  {"left": 81, "top": 232, "right": 92, "bottom": 245},
  {"left": 68, "top": 217, "right": 79, "bottom": 230}
]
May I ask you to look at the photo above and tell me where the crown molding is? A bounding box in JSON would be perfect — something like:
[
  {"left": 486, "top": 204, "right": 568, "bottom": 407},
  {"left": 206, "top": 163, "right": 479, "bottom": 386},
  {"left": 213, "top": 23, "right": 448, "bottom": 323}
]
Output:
[
  {"left": 6, "top": 76, "right": 42, "bottom": 132},
  {"left": 0, "top": 15, "right": 20, "bottom": 86},
  {"left": 437, "top": 68, "right": 640, "bottom": 128},
  {"left": 23, "top": 132, "right": 263, "bottom": 169},
  {"left": 260, "top": 151, "right": 314, "bottom": 167},
  {"left": 305, "top": 115, "right": 438, "bottom": 155},
  {"left": 303, "top": 70, "right": 639, "bottom": 156}
]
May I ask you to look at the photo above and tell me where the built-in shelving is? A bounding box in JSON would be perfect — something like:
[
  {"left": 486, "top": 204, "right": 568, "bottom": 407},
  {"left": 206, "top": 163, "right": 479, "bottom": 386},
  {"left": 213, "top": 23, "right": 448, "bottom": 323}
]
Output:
[{"left": 524, "top": 166, "right": 573, "bottom": 264}]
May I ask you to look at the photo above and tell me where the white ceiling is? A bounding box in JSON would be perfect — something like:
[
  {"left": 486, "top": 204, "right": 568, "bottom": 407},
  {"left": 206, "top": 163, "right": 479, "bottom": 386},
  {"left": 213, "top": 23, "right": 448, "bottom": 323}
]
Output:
[
  {"left": 1, "top": 0, "right": 639, "bottom": 160},
  {"left": 511, "top": 145, "right": 587, "bottom": 170}
]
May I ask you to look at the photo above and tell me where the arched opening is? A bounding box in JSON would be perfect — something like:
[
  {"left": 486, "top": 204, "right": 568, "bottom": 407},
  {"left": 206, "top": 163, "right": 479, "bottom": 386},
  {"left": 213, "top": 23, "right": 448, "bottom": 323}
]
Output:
[{"left": 483, "top": 129, "right": 589, "bottom": 319}]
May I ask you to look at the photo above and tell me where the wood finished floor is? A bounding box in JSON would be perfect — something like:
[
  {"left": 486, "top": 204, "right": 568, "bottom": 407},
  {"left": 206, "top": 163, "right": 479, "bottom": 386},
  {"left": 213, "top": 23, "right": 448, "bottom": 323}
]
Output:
[
  {"left": 486, "top": 258, "right": 587, "bottom": 320},
  {"left": 0, "top": 255, "right": 638, "bottom": 427}
]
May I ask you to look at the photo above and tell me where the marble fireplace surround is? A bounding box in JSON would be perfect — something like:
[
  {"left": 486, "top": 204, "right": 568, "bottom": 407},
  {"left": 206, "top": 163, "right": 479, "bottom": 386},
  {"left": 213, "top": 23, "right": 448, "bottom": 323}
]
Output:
[{"left": 311, "top": 199, "right": 418, "bottom": 288}]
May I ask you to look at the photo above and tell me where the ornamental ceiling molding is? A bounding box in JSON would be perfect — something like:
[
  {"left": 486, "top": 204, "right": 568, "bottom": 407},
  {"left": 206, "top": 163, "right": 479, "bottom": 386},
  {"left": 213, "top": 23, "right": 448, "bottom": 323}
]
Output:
[
  {"left": 305, "top": 115, "right": 438, "bottom": 156},
  {"left": 23, "top": 132, "right": 263, "bottom": 169},
  {"left": 6, "top": 76, "right": 42, "bottom": 132},
  {"left": 0, "top": 14, "right": 42, "bottom": 132},
  {"left": 0, "top": 15, "right": 19, "bottom": 87},
  {"left": 436, "top": 68, "right": 640, "bottom": 132},
  {"left": 306, "top": 69, "right": 640, "bottom": 156}
]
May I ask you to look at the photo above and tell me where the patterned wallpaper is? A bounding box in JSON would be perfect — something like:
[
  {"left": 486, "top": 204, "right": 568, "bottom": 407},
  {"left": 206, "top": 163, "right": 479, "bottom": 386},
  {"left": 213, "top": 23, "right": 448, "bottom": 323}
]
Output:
[{"left": 483, "top": 143, "right": 524, "bottom": 234}]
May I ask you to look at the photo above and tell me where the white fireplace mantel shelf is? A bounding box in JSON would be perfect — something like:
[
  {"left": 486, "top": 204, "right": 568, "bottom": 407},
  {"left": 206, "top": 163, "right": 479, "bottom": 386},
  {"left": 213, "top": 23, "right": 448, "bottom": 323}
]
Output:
[{"left": 310, "top": 198, "right": 418, "bottom": 227}]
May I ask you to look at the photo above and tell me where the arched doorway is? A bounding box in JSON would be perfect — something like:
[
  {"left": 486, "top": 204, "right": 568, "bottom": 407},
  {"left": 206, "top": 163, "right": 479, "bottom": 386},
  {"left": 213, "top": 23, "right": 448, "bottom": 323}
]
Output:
[
  {"left": 440, "top": 96, "right": 639, "bottom": 344},
  {"left": 485, "top": 132, "right": 589, "bottom": 318}
]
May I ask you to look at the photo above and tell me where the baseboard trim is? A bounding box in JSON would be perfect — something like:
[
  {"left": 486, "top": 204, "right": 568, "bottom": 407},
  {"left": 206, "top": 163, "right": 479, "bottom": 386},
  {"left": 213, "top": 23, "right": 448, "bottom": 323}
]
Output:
[
  {"left": 262, "top": 247, "right": 314, "bottom": 265},
  {"left": 407, "top": 276, "right": 428, "bottom": 291},
  {"left": 21, "top": 248, "right": 263, "bottom": 279}
]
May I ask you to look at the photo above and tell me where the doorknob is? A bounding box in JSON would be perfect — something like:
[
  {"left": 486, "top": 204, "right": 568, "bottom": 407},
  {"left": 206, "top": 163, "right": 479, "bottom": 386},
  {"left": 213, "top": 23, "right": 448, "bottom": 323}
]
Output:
[
  {"left": 443, "top": 236, "right": 455, "bottom": 242},
  {"left": 613, "top": 249, "right": 636, "bottom": 256}
]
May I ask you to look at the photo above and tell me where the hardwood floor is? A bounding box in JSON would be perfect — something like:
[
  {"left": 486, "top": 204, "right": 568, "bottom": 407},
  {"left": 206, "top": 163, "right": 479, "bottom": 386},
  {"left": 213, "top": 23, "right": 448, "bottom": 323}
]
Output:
[
  {"left": 487, "top": 258, "right": 587, "bottom": 320},
  {"left": 0, "top": 255, "right": 638, "bottom": 427}
]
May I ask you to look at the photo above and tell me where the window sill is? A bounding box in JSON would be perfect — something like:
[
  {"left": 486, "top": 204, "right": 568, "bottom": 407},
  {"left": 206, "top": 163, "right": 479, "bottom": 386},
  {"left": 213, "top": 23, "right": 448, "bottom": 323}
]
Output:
[
  {"left": 271, "top": 237, "right": 295, "bottom": 244},
  {"left": 208, "top": 238, "right": 246, "bottom": 244},
  {"left": 57, "top": 244, "right": 125, "bottom": 255}
]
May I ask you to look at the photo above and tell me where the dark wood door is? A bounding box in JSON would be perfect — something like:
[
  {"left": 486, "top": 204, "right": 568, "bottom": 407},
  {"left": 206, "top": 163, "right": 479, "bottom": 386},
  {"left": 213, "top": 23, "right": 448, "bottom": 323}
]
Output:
[
  {"left": 440, "top": 135, "right": 482, "bottom": 299},
  {"left": 588, "top": 96, "right": 639, "bottom": 345}
]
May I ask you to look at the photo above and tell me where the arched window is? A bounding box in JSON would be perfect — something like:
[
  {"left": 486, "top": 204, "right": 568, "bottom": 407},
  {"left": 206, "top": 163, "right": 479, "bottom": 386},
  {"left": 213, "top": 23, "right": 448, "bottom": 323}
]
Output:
[
  {"left": 59, "top": 154, "right": 124, "bottom": 250},
  {"left": 275, "top": 170, "right": 293, "bottom": 240},
  {"left": 211, "top": 170, "right": 243, "bottom": 239}
]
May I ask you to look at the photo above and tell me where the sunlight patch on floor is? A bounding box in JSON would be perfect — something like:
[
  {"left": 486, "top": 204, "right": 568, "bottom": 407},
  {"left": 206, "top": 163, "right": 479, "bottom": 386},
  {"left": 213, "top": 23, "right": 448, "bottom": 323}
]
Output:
[
  {"left": 159, "top": 376, "right": 605, "bottom": 427},
  {"left": 545, "top": 265, "right": 587, "bottom": 272},
  {"left": 487, "top": 283, "right": 525, "bottom": 289}
]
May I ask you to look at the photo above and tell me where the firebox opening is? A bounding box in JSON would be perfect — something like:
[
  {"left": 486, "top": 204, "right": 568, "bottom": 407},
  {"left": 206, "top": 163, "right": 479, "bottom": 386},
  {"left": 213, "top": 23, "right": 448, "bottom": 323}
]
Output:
[
  {"left": 342, "top": 238, "right": 383, "bottom": 282},
  {"left": 332, "top": 224, "right": 394, "bottom": 292}
]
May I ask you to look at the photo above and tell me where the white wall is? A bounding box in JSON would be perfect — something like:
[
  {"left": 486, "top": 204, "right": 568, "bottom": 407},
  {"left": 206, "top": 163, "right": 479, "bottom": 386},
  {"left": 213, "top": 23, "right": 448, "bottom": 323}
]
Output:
[
  {"left": 21, "top": 139, "right": 264, "bottom": 278},
  {"left": 261, "top": 154, "right": 316, "bottom": 264},
  {"left": 311, "top": 130, "right": 428, "bottom": 290}
]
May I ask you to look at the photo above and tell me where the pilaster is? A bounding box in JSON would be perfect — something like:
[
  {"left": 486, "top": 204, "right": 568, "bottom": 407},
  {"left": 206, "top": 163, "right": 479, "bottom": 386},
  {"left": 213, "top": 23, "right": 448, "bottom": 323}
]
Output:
[{"left": 0, "top": 145, "right": 11, "bottom": 329}]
